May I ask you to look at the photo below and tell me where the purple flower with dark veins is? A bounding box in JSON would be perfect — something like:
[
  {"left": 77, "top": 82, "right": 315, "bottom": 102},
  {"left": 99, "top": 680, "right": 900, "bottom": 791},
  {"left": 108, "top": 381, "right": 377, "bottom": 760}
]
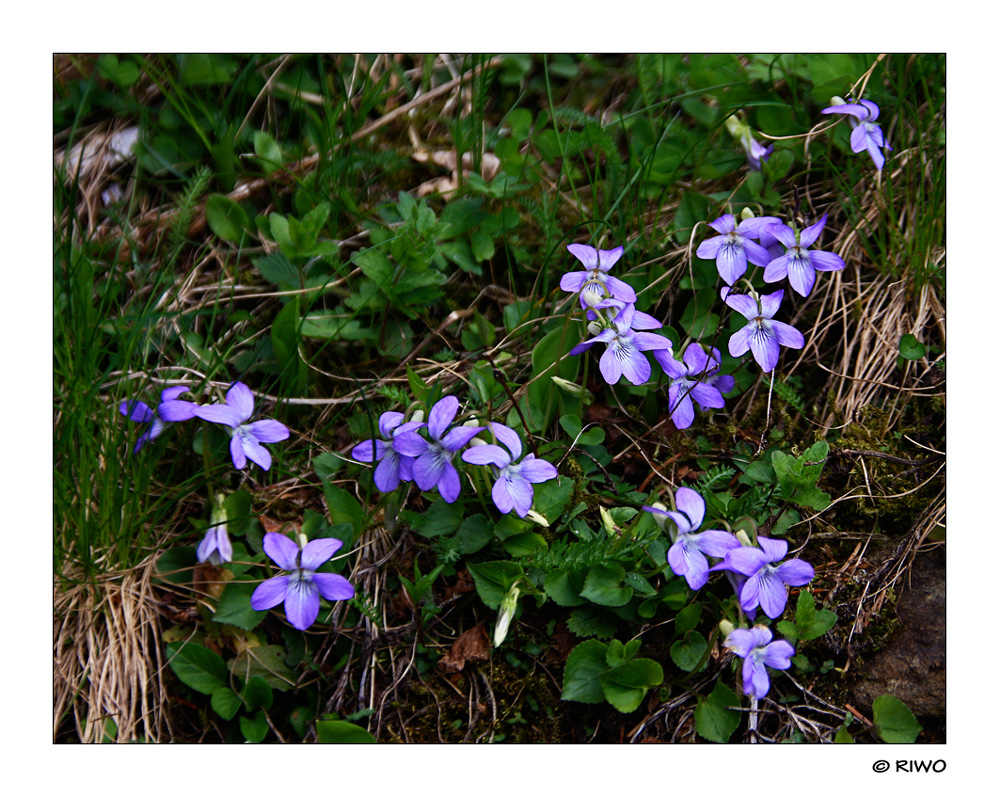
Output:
[
  {"left": 711, "top": 535, "right": 814, "bottom": 618},
  {"left": 724, "top": 288, "right": 804, "bottom": 373},
  {"left": 653, "top": 344, "right": 727, "bottom": 430},
  {"left": 251, "top": 533, "right": 354, "bottom": 631},
  {"left": 119, "top": 385, "right": 199, "bottom": 452},
  {"left": 196, "top": 522, "right": 232, "bottom": 565},
  {"left": 763, "top": 214, "right": 845, "bottom": 297},
  {"left": 410, "top": 396, "right": 482, "bottom": 503},
  {"left": 821, "top": 98, "right": 892, "bottom": 171},
  {"left": 570, "top": 303, "right": 673, "bottom": 386},
  {"left": 696, "top": 214, "right": 781, "bottom": 285},
  {"left": 351, "top": 411, "right": 426, "bottom": 492},
  {"left": 697, "top": 347, "right": 735, "bottom": 410},
  {"left": 724, "top": 625, "right": 795, "bottom": 700},
  {"left": 194, "top": 382, "right": 290, "bottom": 471},
  {"left": 560, "top": 244, "right": 637, "bottom": 308},
  {"left": 643, "top": 487, "right": 739, "bottom": 590},
  {"left": 461, "top": 423, "right": 558, "bottom": 517}
]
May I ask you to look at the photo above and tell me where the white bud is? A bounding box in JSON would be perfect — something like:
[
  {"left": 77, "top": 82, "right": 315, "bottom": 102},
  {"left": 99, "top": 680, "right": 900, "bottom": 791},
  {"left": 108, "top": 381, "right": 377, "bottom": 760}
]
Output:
[
  {"left": 409, "top": 409, "right": 425, "bottom": 425},
  {"left": 525, "top": 509, "right": 549, "bottom": 528},
  {"left": 494, "top": 585, "right": 521, "bottom": 647},
  {"left": 735, "top": 530, "right": 753, "bottom": 548},
  {"left": 829, "top": 95, "right": 846, "bottom": 107},
  {"left": 740, "top": 207, "right": 756, "bottom": 222},
  {"left": 587, "top": 321, "right": 603, "bottom": 337},
  {"left": 467, "top": 436, "right": 488, "bottom": 447},
  {"left": 551, "top": 376, "right": 585, "bottom": 397},
  {"left": 718, "top": 619, "right": 736, "bottom": 638},
  {"left": 296, "top": 531, "right": 309, "bottom": 551}
]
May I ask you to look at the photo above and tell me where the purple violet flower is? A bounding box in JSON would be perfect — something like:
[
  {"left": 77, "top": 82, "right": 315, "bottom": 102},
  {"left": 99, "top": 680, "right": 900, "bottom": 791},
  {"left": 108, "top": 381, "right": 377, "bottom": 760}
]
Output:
[
  {"left": 351, "top": 411, "right": 426, "bottom": 492},
  {"left": 461, "top": 423, "right": 558, "bottom": 517},
  {"left": 820, "top": 99, "right": 892, "bottom": 171},
  {"left": 196, "top": 522, "right": 232, "bottom": 565},
  {"left": 250, "top": 533, "right": 354, "bottom": 631},
  {"left": 711, "top": 535, "right": 815, "bottom": 619},
  {"left": 643, "top": 487, "right": 739, "bottom": 590},
  {"left": 724, "top": 625, "right": 795, "bottom": 700},
  {"left": 119, "top": 385, "right": 199, "bottom": 452},
  {"left": 724, "top": 288, "right": 804, "bottom": 373},
  {"left": 570, "top": 303, "right": 673, "bottom": 386},
  {"left": 763, "top": 214, "right": 845, "bottom": 297},
  {"left": 696, "top": 214, "right": 781, "bottom": 285},
  {"left": 697, "top": 347, "right": 735, "bottom": 410},
  {"left": 560, "top": 244, "right": 637, "bottom": 308},
  {"left": 194, "top": 382, "right": 290, "bottom": 471},
  {"left": 653, "top": 344, "right": 727, "bottom": 430},
  {"left": 410, "top": 396, "right": 482, "bottom": 503}
]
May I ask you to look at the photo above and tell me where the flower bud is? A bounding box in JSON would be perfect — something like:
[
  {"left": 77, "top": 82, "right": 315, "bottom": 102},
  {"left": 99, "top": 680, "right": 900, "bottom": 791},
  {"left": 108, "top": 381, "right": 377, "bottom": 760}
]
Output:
[
  {"left": 740, "top": 207, "right": 756, "bottom": 222},
  {"left": 467, "top": 436, "right": 488, "bottom": 447},
  {"left": 829, "top": 95, "right": 847, "bottom": 107},
  {"left": 718, "top": 619, "right": 736, "bottom": 638},
  {"left": 646, "top": 502, "right": 668, "bottom": 531},
  {"left": 551, "top": 376, "right": 586, "bottom": 397},
  {"left": 494, "top": 585, "right": 521, "bottom": 647},
  {"left": 600, "top": 506, "right": 619, "bottom": 537},
  {"left": 409, "top": 409, "right": 425, "bottom": 425},
  {"left": 587, "top": 321, "right": 603, "bottom": 337},
  {"left": 581, "top": 289, "right": 604, "bottom": 308},
  {"left": 724, "top": 113, "right": 746, "bottom": 140},
  {"left": 296, "top": 531, "right": 309, "bottom": 551},
  {"left": 735, "top": 529, "right": 753, "bottom": 548},
  {"left": 210, "top": 493, "right": 228, "bottom": 526},
  {"left": 525, "top": 509, "right": 549, "bottom": 528}
]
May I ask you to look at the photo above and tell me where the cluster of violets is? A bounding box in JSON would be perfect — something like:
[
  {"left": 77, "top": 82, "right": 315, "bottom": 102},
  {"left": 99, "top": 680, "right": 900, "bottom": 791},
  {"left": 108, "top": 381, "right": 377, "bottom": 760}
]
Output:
[
  {"left": 120, "top": 381, "right": 290, "bottom": 471},
  {"left": 643, "top": 486, "right": 814, "bottom": 700},
  {"left": 559, "top": 244, "right": 729, "bottom": 430},
  {"left": 351, "top": 395, "right": 558, "bottom": 518},
  {"left": 121, "top": 381, "right": 355, "bottom": 631}
]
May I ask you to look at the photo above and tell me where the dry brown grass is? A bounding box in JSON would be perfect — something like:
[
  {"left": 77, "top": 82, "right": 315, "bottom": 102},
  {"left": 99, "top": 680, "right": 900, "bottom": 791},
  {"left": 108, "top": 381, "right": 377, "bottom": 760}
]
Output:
[{"left": 54, "top": 556, "right": 172, "bottom": 743}]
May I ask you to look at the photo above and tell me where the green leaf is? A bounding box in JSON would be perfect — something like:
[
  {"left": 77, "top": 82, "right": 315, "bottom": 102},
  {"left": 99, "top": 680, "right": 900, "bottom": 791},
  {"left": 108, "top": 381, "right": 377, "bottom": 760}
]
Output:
[
  {"left": 600, "top": 658, "right": 664, "bottom": 713},
  {"left": 873, "top": 695, "right": 923, "bottom": 743},
  {"left": 253, "top": 251, "right": 299, "bottom": 285},
  {"left": 241, "top": 676, "right": 274, "bottom": 711},
  {"left": 834, "top": 725, "right": 855, "bottom": 743},
  {"left": 206, "top": 193, "right": 249, "bottom": 243},
  {"left": 531, "top": 476, "right": 575, "bottom": 524},
  {"left": 543, "top": 568, "right": 587, "bottom": 607},
  {"left": 252, "top": 130, "right": 283, "bottom": 175},
  {"left": 166, "top": 641, "right": 230, "bottom": 696},
  {"left": 794, "top": 590, "right": 838, "bottom": 642},
  {"left": 695, "top": 682, "right": 741, "bottom": 743},
  {"left": 212, "top": 582, "right": 266, "bottom": 630},
  {"left": 898, "top": 334, "right": 927, "bottom": 361},
  {"left": 227, "top": 645, "right": 299, "bottom": 692},
  {"left": 410, "top": 498, "right": 464, "bottom": 538},
  {"left": 501, "top": 531, "right": 548, "bottom": 557},
  {"left": 313, "top": 452, "right": 343, "bottom": 482},
  {"left": 465, "top": 561, "right": 525, "bottom": 609},
  {"left": 742, "top": 460, "right": 776, "bottom": 483},
  {"left": 210, "top": 686, "right": 242, "bottom": 720},
  {"left": 271, "top": 295, "right": 307, "bottom": 394},
  {"left": 670, "top": 631, "right": 708, "bottom": 672},
  {"left": 561, "top": 639, "right": 609, "bottom": 704},
  {"left": 239, "top": 710, "right": 269, "bottom": 743},
  {"left": 674, "top": 603, "right": 703, "bottom": 635},
  {"left": 673, "top": 191, "right": 712, "bottom": 243},
  {"left": 321, "top": 483, "right": 364, "bottom": 542},
  {"left": 527, "top": 327, "right": 581, "bottom": 432},
  {"left": 316, "top": 720, "right": 377, "bottom": 743},
  {"left": 580, "top": 564, "right": 633, "bottom": 607},
  {"left": 566, "top": 606, "right": 618, "bottom": 640},
  {"left": 452, "top": 514, "right": 493, "bottom": 555},
  {"left": 679, "top": 290, "right": 720, "bottom": 340}
]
